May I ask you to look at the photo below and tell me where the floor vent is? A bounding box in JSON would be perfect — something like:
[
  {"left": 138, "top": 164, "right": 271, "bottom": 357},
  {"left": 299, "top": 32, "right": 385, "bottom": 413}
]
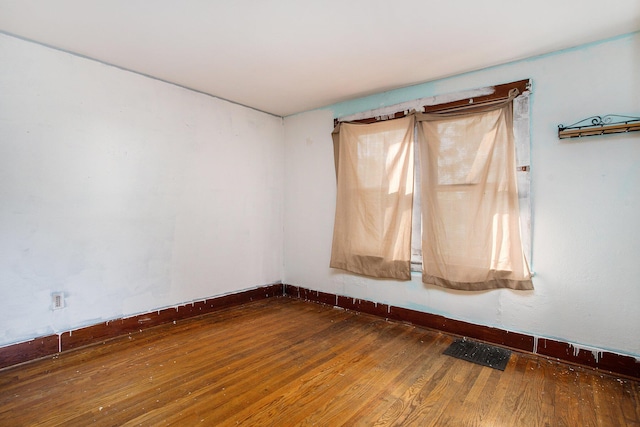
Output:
[{"left": 443, "top": 338, "right": 511, "bottom": 371}]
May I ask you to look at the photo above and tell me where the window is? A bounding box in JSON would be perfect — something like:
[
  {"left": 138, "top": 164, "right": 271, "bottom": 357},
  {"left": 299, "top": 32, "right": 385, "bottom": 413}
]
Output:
[
  {"left": 331, "top": 81, "right": 532, "bottom": 290},
  {"left": 330, "top": 116, "right": 415, "bottom": 280}
]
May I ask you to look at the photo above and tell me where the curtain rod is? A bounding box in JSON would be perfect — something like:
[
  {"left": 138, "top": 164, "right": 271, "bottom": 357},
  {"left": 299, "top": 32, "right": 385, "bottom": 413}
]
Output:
[
  {"left": 334, "top": 79, "right": 530, "bottom": 127},
  {"left": 419, "top": 93, "right": 516, "bottom": 116}
]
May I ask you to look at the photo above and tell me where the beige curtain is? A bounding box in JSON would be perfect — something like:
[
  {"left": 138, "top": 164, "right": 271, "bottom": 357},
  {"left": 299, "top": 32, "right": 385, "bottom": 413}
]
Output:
[
  {"left": 416, "top": 100, "right": 533, "bottom": 290},
  {"left": 330, "top": 116, "right": 415, "bottom": 280}
]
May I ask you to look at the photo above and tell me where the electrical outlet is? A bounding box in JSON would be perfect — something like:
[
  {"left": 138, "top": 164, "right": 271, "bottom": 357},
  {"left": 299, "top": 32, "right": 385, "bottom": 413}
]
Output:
[{"left": 52, "top": 292, "right": 65, "bottom": 310}]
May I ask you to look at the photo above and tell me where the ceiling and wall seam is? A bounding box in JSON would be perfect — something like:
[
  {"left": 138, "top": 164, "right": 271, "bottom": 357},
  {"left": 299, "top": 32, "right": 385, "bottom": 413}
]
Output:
[{"left": 0, "top": 30, "right": 283, "bottom": 119}]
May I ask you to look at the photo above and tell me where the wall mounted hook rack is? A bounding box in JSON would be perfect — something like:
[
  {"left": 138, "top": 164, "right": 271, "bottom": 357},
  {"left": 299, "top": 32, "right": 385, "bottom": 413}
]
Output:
[{"left": 558, "top": 114, "right": 640, "bottom": 139}]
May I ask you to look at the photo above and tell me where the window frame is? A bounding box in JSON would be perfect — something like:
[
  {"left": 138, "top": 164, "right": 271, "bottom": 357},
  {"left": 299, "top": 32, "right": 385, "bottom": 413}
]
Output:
[{"left": 334, "top": 80, "right": 533, "bottom": 274}]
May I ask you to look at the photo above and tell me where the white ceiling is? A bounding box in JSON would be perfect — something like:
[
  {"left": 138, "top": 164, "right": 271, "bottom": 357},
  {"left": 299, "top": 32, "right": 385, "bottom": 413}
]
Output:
[{"left": 1, "top": 1, "right": 639, "bottom": 116}]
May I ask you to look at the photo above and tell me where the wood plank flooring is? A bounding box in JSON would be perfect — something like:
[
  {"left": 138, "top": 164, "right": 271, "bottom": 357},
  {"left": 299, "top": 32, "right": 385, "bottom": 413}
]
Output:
[{"left": 0, "top": 297, "right": 638, "bottom": 426}]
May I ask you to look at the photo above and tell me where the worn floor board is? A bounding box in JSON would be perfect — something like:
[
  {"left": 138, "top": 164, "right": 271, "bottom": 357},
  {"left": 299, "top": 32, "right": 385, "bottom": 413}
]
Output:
[{"left": 0, "top": 297, "right": 638, "bottom": 426}]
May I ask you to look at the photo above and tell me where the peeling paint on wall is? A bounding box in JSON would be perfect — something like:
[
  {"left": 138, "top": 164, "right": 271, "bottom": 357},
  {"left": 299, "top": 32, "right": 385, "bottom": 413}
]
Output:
[{"left": 283, "top": 32, "right": 640, "bottom": 357}]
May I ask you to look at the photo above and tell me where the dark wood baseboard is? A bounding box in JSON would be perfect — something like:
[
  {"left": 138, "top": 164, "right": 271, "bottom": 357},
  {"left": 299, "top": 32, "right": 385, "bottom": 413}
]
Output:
[
  {"left": 0, "top": 336, "right": 60, "bottom": 370},
  {"left": 3, "top": 282, "right": 637, "bottom": 380},
  {"left": 0, "top": 283, "right": 283, "bottom": 370},
  {"left": 284, "top": 284, "right": 640, "bottom": 380}
]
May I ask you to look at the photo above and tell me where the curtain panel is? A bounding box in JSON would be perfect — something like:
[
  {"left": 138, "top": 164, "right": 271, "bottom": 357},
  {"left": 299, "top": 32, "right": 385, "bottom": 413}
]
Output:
[
  {"left": 330, "top": 116, "right": 415, "bottom": 280},
  {"left": 415, "top": 96, "right": 533, "bottom": 290},
  {"left": 331, "top": 90, "right": 532, "bottom": 290}
]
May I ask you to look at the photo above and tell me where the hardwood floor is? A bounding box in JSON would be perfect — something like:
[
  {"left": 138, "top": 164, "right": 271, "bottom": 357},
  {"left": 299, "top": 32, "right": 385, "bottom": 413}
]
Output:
[{"left": 0, "top": 297, "right": 638, "bottom": 426}]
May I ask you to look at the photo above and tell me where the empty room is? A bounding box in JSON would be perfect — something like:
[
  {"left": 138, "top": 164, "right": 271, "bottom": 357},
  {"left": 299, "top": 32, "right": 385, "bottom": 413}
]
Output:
[{"left": 1, "top": 1, "right": 639, "bottom": 425}]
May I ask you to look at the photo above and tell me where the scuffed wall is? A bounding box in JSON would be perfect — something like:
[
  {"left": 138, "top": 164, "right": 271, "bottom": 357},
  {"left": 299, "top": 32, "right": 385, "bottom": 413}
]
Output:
[
  {"left": 0, "top": 34, "right": 284, "bottom": 347},
  {"left": 283, "top": 33, "right": 640, "bottom": 357}
]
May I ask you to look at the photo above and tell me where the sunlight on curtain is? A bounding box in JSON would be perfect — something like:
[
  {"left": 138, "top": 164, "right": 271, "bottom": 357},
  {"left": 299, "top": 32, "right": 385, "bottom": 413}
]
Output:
[
  {"left": 416, "top": 103, "right": 533, "bottom": 290},
  {"left": 330, "top": 116, "right": 415, "bottom": 280}
]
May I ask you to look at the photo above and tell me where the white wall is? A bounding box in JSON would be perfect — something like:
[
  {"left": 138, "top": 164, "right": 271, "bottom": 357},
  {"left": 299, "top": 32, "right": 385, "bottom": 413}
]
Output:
[
  {"left": 284, "top": 33, "right": 640, "bottom": 357},
  {"left": 0, "top": 34, "right": 284, "bottom": 347},
  {"left": 2, "top": 30, "right": 638, "bottom": 358}
]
